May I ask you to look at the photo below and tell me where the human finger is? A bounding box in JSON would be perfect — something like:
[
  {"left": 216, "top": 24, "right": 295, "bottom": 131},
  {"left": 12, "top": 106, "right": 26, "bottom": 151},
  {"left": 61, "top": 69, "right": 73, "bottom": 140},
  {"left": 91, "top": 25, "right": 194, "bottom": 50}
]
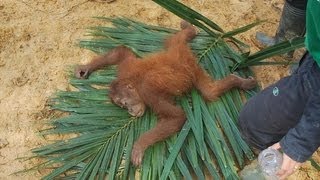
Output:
[
  {"left": 270, "top": 142, "right": 281, "bottom": 150},
  {"left": 278, "top": 168, "right": 295, "bottom": 180},
  {"left": 277, "top": 154, "right": 301, "bottom": 179}
]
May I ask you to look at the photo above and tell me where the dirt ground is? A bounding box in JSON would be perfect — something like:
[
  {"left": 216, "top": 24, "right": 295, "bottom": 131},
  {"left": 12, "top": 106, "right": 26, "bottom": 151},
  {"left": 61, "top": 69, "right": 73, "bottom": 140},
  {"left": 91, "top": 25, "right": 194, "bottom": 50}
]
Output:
[{"left": 0, "top": 0, "right": 319, "bottom": 179}]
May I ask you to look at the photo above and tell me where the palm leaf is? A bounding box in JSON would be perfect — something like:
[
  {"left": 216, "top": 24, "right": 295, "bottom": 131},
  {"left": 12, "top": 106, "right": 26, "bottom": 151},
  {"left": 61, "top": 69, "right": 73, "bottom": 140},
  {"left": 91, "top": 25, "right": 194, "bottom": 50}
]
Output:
[
  {"left": 222, "top": 20, "right": 265, "bottom": 38},
  {"left": 29, "top": 17, "right": 253, "bottom": 180},
  {"left": 152, "top": 0, "right": 223, "bottom": 36},
  {"left": 310, "top": 158, "right": 320, "bottom": 171},
  {"left": 235, "top": 37, "right": 305, "bottom": 69},
  {"left": 27, "top": 1, "right": 304, "bottom": 179}
]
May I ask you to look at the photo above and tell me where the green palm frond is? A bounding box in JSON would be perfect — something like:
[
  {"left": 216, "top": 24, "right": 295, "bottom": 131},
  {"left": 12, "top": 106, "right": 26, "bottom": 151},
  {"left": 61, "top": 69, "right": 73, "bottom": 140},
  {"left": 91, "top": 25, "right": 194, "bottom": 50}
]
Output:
[
  {"left": 30, "top": 17, "right": 254, "bottom": 180},
  {"left": 27, "top": 1, "right": 305, "bottom": 179},
  {"left": 237, "top": 37, "right": 305, "bottom": 68}
]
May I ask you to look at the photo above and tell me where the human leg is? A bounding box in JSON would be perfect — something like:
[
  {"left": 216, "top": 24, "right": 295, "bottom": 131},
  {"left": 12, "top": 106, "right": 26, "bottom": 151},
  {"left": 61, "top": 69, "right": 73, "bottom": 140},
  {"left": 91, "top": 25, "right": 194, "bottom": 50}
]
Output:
[
  {"left": 256, "top": 0, "right": 307, "bottom": 57},
  {"left": 238, "top": 53, "right": 314, "bottom": 150}
]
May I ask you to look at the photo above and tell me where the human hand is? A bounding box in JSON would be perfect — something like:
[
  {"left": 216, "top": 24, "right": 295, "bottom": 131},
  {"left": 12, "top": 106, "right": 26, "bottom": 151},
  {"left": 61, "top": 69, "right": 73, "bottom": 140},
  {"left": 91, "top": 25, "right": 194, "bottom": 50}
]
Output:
[{"left": 270, "top": 142, "right": 302, "bottom": 180}]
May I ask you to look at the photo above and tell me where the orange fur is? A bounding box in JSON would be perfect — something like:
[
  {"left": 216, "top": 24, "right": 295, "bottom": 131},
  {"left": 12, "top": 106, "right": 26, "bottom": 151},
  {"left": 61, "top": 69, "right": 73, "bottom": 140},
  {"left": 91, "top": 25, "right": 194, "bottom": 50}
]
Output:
[{"left": 75, "top": 22, "right": 256, "bottom": 166}]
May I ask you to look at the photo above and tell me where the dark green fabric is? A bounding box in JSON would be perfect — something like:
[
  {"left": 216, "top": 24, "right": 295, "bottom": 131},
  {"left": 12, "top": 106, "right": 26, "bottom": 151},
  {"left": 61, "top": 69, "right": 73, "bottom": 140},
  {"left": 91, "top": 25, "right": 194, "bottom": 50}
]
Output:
[{"left": 305, "top": 0, "right": 320, "bottom": 67}]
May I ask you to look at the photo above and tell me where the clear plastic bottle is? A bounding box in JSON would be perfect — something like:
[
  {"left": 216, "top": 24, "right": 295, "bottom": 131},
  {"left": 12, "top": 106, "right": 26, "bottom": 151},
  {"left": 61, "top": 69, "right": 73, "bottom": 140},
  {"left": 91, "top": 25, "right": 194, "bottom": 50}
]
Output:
[
  {"left": 239, "top": 159, "right": 265, "bottom": 180},
  {"left": 258, "top": 148, "right": 283, "bottom": 180}
]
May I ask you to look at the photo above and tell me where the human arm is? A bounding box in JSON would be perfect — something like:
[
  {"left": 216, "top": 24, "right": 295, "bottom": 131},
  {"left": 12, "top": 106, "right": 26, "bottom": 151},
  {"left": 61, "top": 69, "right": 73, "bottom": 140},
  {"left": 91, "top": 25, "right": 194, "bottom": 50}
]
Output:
[{"left": 270, "top": 90, "right": 320, "bottom": 179}]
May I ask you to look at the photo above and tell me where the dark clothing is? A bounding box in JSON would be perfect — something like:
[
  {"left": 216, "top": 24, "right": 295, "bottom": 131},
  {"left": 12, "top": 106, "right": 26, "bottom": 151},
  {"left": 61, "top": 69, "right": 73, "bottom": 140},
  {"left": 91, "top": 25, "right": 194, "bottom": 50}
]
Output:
[
  {"left": 239, "top": 53, "right": 320, "bottom": 162},
  {"left": 286, "top": 0, "right": 308, "bottom": 10}
]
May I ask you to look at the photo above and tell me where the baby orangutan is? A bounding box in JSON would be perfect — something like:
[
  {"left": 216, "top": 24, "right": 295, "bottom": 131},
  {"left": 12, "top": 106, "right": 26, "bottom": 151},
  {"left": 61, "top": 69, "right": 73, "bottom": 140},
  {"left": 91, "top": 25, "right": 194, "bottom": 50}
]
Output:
[{"left": 74, "top": 21, "right": 256, "bottom": 166}]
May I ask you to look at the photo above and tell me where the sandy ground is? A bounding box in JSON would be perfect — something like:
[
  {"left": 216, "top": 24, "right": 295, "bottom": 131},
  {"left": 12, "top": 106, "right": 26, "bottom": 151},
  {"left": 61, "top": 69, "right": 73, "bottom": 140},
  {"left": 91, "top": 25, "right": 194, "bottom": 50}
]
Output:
[{"left": 0, "top": 0, "right": 319, "bottom": 179}]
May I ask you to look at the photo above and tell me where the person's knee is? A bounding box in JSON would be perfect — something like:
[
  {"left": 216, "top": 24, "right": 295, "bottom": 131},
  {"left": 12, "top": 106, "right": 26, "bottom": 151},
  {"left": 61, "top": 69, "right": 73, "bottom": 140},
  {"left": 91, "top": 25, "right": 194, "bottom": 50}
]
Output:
[
  {"left": 237, "top": 99, "right": 270, "bottom": 150},
  {"left": 238, "top": 104, "right": 253, "bottom": 144}
]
